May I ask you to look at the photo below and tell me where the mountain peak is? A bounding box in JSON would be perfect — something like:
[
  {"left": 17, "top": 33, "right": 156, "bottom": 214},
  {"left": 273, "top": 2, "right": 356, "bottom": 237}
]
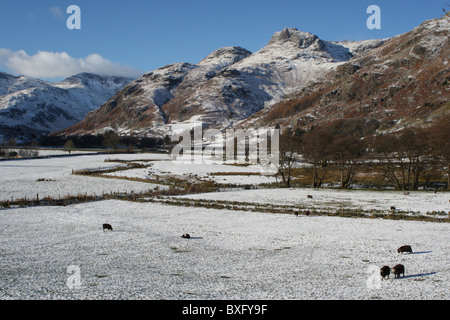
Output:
[
  {"left": 268, "top": 28, "right": 319, "bottom": 48},
  {"left": 198, "top": 46, "right": 252, "bottom": 67},
  {"left": 52, "top": 17, "right": 449, "bottom": 140},
  {"left": 59, "top": 72, "right": 134, "bottom": 89},
  {"left": 0, "top": 71, "right": 132, "bottom": 140}
]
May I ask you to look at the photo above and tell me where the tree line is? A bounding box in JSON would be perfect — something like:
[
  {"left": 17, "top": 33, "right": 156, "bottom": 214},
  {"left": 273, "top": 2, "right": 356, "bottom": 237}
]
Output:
[
  {"left": 37, "top": 131, "right": 170, "bottom": 151},
  {"left": 1, "top": 131, "right": 171, "bottom": 157},
  {"left": 277, "top": 115, "right": 450, "bottom": 191}
]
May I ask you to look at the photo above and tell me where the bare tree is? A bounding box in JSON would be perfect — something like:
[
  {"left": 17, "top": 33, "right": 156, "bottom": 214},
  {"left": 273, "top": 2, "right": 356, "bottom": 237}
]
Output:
[
  {"left": 102, "top": 130, "right": 120, "bottom": 151},
  {"left": 63, "top": 140, "right": 75, "bottom": 154},
  {"left": 277, "top": 132, "right": 302, "bottom": 188},
  {"left": 373, "top": 129, "right": 430, "bottom": 191},
  {"left": 302, "top": 129, "right": 333, "bottom": 188},
  {"left": 428, "top": 115, "right": 450, "bottom": 190},
  {"left": 329, "top": 135, "right": 366, "bottom": 189},
  {"left": 443, "top": 3, "right": 450, "bottom": 16}
]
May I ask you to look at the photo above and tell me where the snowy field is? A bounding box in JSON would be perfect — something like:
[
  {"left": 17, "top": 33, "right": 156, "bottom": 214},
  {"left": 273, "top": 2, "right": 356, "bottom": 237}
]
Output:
[
  {"left": 0, "top": 153, "right": 170, "bottom": 201},
  {"left": 174, "top": 188, "right": 450, "bottom": 217},
  {"left": 0, "top": 153, "right": 449, "bottom": 300},
  {"left": 0, "top": 200, "right": 448, "bottom": 300},
  {"left": 28, "top": 149, "right": 100, "bottom": 157},
  {"left": 0, "top": 153, "right": 276, "bottom": 202}
]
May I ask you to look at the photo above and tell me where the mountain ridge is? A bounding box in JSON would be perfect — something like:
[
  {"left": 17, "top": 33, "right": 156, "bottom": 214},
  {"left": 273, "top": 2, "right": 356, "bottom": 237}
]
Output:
[
  {"left": 246, "top": 16, "right": 449, "bottom": 135},
  {"left": 0, "top": 72, "right": 133, "bottom": 141},
  {"left": 3, "top": 16, "right": 448, "bottom": 143},
  {"left": 60, "top": 27, "right": 387, "bottom": 137}
]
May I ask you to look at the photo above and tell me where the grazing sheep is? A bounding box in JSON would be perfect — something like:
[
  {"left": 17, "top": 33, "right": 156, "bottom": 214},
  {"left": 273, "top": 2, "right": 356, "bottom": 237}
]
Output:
[
  {"left": 304, "top": 211, "right": 310, "bottom": 216},
  {"left": 103, "top": 224, "right": 113, "bottom": 232},
  {"left": 397, "top": 245, "right": 413, "bottom": 254},
  {"left": 307, "top": 195, "right": 313, "bottom": 199},
  {"left": 294, "top": 211, "right": 299, "bottom": 217},
  {"left": 403, "top": 192, "right": 410, "bottom": 195},
  {"left": 380, "top": 266, "right": 391, "bottom": 280},
  {"left": 390, "top": 206, "right": 396, "bottom": 211},
  {"left": 181, "top": 233, "right": 191, "bottom": 239},
  {"left": 392, "top": 264, "right": 405, "bottom": 278}
]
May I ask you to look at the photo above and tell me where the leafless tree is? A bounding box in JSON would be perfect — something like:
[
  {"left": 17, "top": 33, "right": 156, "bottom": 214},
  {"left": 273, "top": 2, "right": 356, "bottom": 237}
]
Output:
[
  {"left": 277, "top": 132, "right": 302, "bottom": 188},
  {"left": 302, "top": 129, "right": 333, "bottom": 188},
  {"left": 428, "top": 115, "right": 450, "bottom": 190},
  {"left": 372, "top": 129, "right": 430, "bottom": 191},
  {"left": 329, "top": 135, "right": 366, "bottom": 189}
]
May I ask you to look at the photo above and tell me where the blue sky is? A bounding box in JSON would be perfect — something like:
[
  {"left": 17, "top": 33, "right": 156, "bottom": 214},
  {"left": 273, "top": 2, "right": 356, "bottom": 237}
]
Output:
[{"left": 0, "top": 0, "right": 447, "bottom": 81}]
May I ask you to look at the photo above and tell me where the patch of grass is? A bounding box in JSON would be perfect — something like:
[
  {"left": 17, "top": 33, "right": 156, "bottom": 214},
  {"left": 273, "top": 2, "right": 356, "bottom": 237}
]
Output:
[
  {"left": 170, "top": 246, "right": 191, "bottom": 253},
  {"left": 143, "top": 195, "right": 448, "bottom": 223},
  {"left": 209, "top": 172, "right": 262, "bottom": 176},
  {"left": 275, "top": 247, "right": 292, "bottom": 251},
  {"left": 0, "top": 201, "right": 11, "bottom": 209}
]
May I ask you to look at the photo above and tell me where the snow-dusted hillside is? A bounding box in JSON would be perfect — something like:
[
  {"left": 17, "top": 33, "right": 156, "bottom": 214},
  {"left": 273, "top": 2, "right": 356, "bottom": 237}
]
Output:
[
  {"left": 191, "top": 28, "right": 378, "bottom": 124},
  {"left": 250, "top": 16, "right": 449, "bottom": 134},
  {"left": 0, "top": 72, "right": 133, "bottom": 141},
  {"left": 61, "top": 28, "right": 386, "bottom": 137}
]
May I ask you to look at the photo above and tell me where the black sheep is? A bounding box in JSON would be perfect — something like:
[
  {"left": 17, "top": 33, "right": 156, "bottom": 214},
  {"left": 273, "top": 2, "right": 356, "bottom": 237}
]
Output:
[
  {"left": 397, "top": 245, "right": 413, "bottom": 254},
  {"left": 380, "top": 266, "right": 391, "bottom": 279},
  {"left": 392, "top": 264, "right": 405, "bottom": 278}
]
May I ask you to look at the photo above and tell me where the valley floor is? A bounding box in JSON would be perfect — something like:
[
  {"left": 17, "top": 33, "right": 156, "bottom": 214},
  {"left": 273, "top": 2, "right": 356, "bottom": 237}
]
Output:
[{"left": 0, "top": 152, "right": 448, "bottom": 300}]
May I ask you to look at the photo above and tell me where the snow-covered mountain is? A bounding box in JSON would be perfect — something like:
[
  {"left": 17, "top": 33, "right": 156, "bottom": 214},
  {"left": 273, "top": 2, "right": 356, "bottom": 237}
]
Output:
[
  {"left": 0, "top": 72, "right": 133, "bottom": 141},
  {"left": 61, "top": 28, "right": 385, "bottom": 137},
  {"left": 247, "top": 16, "right": 449, "bottom": 134},
  {"left": 54, "top": 16, "right": 450, "bottom": 139}
]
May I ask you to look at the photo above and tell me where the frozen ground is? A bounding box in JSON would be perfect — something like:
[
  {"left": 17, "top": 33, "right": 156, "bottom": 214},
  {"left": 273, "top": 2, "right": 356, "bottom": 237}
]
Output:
[
  {"left": 1, "top": 148, "right": 98, "bottom": 157},
  {"left": 0, "top": 153, "right": 448, "bottom": 300},
  {"left": 0, "top": 154, "right": 275, "bottom": 201},
  {"left": 0, "top": 153, "right": 170, "bottom": 201},
  {"left": 174, "top": 188, "right": 450, "bottom": 216},
  {"left": 0, "top": 200, "right": 448, "bottom": 300}
]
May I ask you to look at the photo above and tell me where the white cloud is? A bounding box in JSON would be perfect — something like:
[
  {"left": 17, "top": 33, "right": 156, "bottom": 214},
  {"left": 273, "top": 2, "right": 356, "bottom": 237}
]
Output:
[
  {"left": 49, "top": 6, "right": 65, "bottom": 20},
  {"left": 0, "top": 49, "right": 143, "bottom": 79}
]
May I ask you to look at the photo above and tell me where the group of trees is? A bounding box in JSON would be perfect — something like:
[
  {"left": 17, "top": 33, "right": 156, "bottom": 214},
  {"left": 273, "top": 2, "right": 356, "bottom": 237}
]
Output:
[
  {"left": 1, "top": 131, "right": 171, "bottom": 158},
  {"left": 278, "top": 127, "right": 366, "bottom": 189},
  {"left": 277, "top": 115, "right": 450, "bottom": 191},
  {"left": 38, "top": 131, "right": 169, "bottom": 151},
  {"left": 372, "top": 116, "right": 450, "bottom": 191},
  {"left": 0, "top": 148, "right": 39, "bottom": 159}
]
